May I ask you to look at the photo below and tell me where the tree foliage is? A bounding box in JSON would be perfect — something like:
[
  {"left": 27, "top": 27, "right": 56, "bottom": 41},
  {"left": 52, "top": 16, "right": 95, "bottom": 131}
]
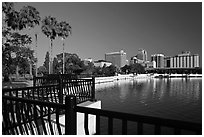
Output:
[
  {"left": 57, "top": 21, "right": 72, "bottom": 39},
  {"left": 51, "top": 53, "right": 85, "bottom": 75},
  {"left": 41, "top": 17, "right": 72, "bottom": 74},
  {"left": 41, "top": 16, "right": 59, "bottom": 74},
  {"left": 130, "top": 63, "right": 145, "bottom": 74},
  {"left": 3, "top": 2, "right": 40, "bottom": 31},
  {"left": 2, "top": 2, "right": 41, "bottom": 81},
  {"left": 38, "top": 66, "right": 47, "bottom": 75},
  {"left": 121, "top": 63, "right": 145, "bottom": 74},
  {"left": 53, "top": 57, "right": 61, "bottom": 74},
  {"left": 64, "top": 53, "right": 84, "bottom": 74},
  {"left": 43, "top": 51, "right": 50, "bottom": 74},
  {"left": 41, "top": 16, "right": 58, "bottom": 40},
  {"left": 121, "top": 65, "right": 131, "bottom": 74}
]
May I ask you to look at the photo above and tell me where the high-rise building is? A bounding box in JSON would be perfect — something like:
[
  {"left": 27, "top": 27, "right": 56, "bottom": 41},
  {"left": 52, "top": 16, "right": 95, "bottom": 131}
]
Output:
[
  {"left": 151, "top": 54, "right": 165, "bottom": 68},
  {"left": 169, "top": 51, "right": 199, "bottom": 68},
  {"left": 105, "top": 50, "right": 127, "bottom": 68},
  {"left": 137, "top": 49, "right": 147, "bottom": 61}
]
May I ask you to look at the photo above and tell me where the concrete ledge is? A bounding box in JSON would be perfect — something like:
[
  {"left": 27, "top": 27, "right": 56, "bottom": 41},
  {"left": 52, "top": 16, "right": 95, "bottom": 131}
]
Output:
[
  {"left": 77, "top": 100, "right": 101, "bottom": 135},
  {"left": 53, "top": 100, "right": 101, "bottom": 135}
]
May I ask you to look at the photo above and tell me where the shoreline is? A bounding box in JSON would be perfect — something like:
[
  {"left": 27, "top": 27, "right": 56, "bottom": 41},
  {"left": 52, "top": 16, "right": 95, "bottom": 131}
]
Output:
[
  {"left": 3, "top": 73, "right": 202, "bottom": 88},
  {"left": 94, "top": 73, "right": 202, "bottom": 84}
]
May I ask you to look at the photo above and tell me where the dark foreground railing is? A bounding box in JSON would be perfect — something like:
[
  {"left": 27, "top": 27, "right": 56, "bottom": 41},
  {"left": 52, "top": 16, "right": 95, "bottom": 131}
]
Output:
[
  {"left": 2, "top": 95, "right": 202, "bottom": 135},
  {"left": 2, "top": 96, "right": 66, "bottom": 135},
  {"left": 71, "top": 96, "right": 202, "bottom": 135}
]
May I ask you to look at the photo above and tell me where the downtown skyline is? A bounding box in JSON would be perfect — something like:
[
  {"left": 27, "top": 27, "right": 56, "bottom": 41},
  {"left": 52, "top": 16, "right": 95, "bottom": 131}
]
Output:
[{"left": 14, "top": 2, "right": 202, "bottom": 66}]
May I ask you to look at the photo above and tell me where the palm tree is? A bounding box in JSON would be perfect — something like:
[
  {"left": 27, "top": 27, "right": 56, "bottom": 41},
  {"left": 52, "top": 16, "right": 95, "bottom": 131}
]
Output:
[
  {"left": 41, "top": 16, "right": 58, "bottom": 74},
  {"left": 57, "top": 21, "right": 72, "bottom": 74}
]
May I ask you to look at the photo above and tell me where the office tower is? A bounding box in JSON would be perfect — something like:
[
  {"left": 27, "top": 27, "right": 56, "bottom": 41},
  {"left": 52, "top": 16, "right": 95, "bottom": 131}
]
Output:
[
  {"left": 105, "top": 50, "right": 127, "bottom": 68},
  {"left": 151, "top": 54, "right": 165, "bottom": 68}
]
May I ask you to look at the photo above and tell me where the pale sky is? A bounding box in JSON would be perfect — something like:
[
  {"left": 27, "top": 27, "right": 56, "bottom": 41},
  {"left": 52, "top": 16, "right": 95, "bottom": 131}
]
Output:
[{"left": 14, "top": 2, "right": 202, "bottom": 66}]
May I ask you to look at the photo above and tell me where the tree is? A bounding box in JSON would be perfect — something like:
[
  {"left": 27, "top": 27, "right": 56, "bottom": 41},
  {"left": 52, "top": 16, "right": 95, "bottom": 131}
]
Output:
[
  {"left": 130, "top": 63, "right": 145, "bottom": 74},
  {"left": 53, "top": 57, "right": 61, "bottom": 74},
  {"left": 41, "top": 16, "right": 58, "bottom": 74},
  {"left": 81, "top": 62, "right": 95, "bottom": 76},
  {"left": 92, "top": 67, "right": 102, "bottom": 76},
  {"left": 121, "top": 65, "right": 131, "bottom": 74},
  {"left": 43, "top": 51, "right": 50, "bottom": 74},
  {"left": 3, "top": 30, "right": 34, "bottom": 81},
  {"left": 2, "top": 2, "right": 40, "bottom": 81},
  {"left": 3, "top": 3, "right": 40, "bottom": 32},
  {"left": 105, "top": 65, "right": 117, "bottom": 76},
  {"left": 38, "top": 66, "right": 47, "bottom": 75},
  {"left": 55, "top": 52, "right": 85, "bottom": 75},
  {"left": 64, "top": 53, "right": 84, "bottom": 74},
  {"left": 57, "top": 21, "right": 72, "bottom": 74}
]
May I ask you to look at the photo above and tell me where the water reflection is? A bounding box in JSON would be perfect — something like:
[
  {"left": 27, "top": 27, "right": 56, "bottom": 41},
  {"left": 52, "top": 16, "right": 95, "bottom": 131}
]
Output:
[
  {"left": 96, "top": 78, "right": 202, "bottom": 123},
  {"left": 168, "top": 78, "right": 201, "bottom": 101},
  {"left": 96, "top": 78, "right": 201, "bottom": 101}
]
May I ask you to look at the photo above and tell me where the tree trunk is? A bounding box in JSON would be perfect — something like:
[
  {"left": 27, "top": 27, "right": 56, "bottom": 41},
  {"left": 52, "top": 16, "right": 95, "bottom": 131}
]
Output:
[
  {"left": 49, "top": 39, "right": 53, "bottom": 74},
  {"left": 30, "top": 62, "right": 32, "bottom": 76},
  {"left": 63, "top": 38, "right": 65, "bottom": 74},
  {"left": 50, "top": 39, "right": 53, "bottom": 74},
  {"left": 16, "top": 65, "right": 19, "bottom": 80},
  {"left": 35, "top": 34, "right": 38, "bottom": 76}
]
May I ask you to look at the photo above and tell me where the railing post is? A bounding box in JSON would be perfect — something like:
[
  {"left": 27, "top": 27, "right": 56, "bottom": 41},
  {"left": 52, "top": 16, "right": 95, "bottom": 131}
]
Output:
[
  {"left": 91, "top": 76, "right": 95, "bottom": 101},
  {"left": 65, "top": 95, "right": 77, "bottom": 135},
  {"left": 33, "top": 76, "right": 36, "bottom": 87},
  {"left": 58, "top": 75, "right": 63, "bottom": 104}
]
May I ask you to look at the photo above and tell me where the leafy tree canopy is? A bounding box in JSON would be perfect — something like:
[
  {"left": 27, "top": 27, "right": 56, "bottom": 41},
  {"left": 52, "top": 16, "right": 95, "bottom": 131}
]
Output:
[
  {"left": 2, "top": 2, "right": 41, "bottom": 81},
  {"left": 41, "top": 16, "right": 58, "bottom": 40},
  {"left": 57, "top": 21, "right": 72, "bottom": 39}
]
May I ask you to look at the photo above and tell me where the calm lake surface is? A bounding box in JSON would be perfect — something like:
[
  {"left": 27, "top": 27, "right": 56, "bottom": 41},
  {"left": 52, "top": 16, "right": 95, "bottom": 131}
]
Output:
[{"left": 95, "top": 78, "right": 202, "bottom": 134}]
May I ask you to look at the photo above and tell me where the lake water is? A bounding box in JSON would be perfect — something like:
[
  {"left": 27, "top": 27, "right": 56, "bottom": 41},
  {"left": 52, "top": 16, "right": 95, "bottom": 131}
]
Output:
[{"left": 95, "top": 78, "right": 202, "bottom": 134}]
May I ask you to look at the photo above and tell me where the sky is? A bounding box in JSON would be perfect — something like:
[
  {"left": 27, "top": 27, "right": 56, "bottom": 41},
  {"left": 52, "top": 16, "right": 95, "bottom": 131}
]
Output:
[{"left": 14, "top": 2, "right": 202, "bottom": 66}]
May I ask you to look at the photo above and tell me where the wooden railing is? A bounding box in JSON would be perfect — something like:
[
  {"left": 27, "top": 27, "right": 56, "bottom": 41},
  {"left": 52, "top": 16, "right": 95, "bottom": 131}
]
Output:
[{"left": 2, "top": 95, "right": 202, "bottom": 135}]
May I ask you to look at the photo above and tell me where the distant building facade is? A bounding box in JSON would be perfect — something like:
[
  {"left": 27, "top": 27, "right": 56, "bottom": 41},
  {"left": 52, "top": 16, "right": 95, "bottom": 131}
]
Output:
[
  {"left": 152, "top": 51, "right": 200, "bottom": 69},
  {"left": 105, "top": 50, "right": 127, "bottom": 68},
  {"left": 169, "top": 51, "right": 199, "bottom": 68},
  {"left": 164, "top": 56, "right": 171, "bottom": 68},
  {"left": 151, "top": 54, "right": 165, "bottom": 68},
  {"left": 146, "top": 61, "right": 155, "bottom": 68},
  {"left": 130, "top": 56, "right": 154, "bottom": 69},
  {"left": 94, "top": 60, "right": 112, "bottom": 68},
  {"left": 83, "top": 58, "right": 93, "bottom": 66},
  {"left": 137, "top": 49, "right": 147, "bottom": 62},
  {"left": 130, "top": 56, "right": 144, "bottom": 65}
]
